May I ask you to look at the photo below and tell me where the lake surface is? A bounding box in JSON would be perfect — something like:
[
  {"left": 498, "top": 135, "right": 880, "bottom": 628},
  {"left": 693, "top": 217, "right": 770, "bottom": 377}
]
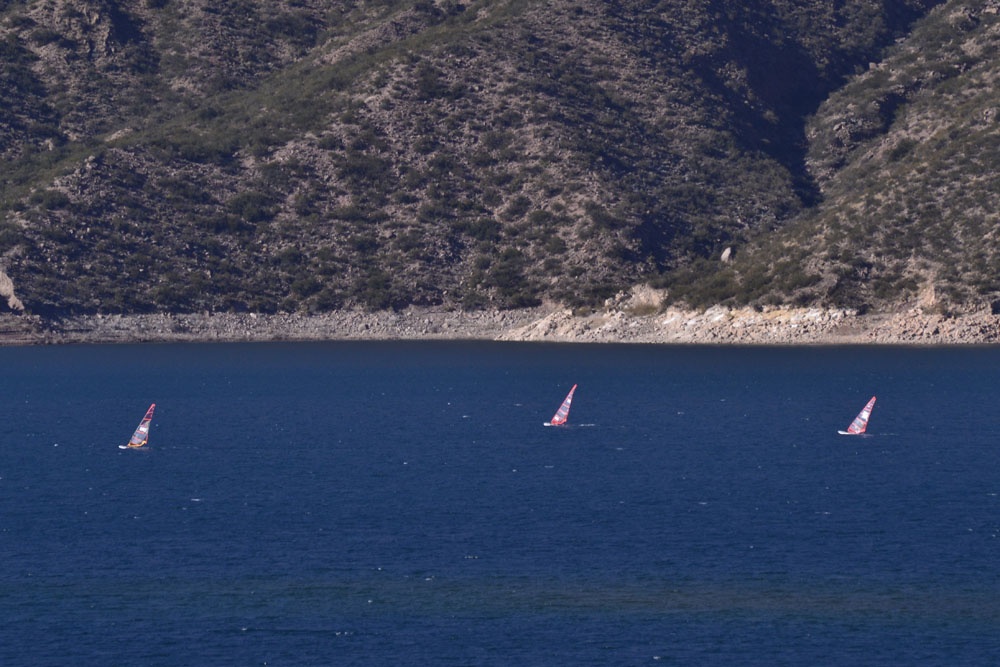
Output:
[{"left": 2, "top": 342, "right": 998, "bottom": 665}]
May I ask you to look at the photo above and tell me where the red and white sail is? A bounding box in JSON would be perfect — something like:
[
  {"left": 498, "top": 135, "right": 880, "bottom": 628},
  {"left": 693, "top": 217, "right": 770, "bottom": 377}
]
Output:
[
  {"left": 123, "top": 403, "right": 156, "bottom": 448},
  {"left": 840, "top": 396, "right": 875, "bottom": 435},
  {"left": 546, "top": 384, "right": 577, "bottom": 426}
]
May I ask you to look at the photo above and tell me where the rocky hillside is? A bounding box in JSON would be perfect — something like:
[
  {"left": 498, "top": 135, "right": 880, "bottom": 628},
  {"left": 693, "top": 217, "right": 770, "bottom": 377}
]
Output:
[
  {"left": 5, "top": 0, "right": 994, "bottom": 320},
  {"left": 665, "top": 0, "right": 1000, "bottom": 313}
]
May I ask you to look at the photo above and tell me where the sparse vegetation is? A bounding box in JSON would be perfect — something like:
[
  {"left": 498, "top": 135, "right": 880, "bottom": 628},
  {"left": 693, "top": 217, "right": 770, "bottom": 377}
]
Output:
[{"left": 3, "top": 0, "right": 995, "bottom": 319}]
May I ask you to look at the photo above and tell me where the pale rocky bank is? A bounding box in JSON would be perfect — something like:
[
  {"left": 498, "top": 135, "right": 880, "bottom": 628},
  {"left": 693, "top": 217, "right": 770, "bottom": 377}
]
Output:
[{"left": 3, "top": 303, "right": 1000, "bottom": 345}]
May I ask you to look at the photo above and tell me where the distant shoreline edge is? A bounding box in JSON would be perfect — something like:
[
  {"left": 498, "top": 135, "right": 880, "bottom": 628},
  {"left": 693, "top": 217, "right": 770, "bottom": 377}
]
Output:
[{"left": 3, "top": 305, "right": 1000, "bottom": 346}]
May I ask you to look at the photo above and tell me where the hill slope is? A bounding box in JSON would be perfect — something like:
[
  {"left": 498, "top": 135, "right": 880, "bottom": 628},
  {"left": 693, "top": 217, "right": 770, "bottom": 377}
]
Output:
[
  {"left": 6, "top": 0, "right": 993, "bottom": 320},
  {"left": 666, "top": 0, "right": 1000, "bottom": 313}
]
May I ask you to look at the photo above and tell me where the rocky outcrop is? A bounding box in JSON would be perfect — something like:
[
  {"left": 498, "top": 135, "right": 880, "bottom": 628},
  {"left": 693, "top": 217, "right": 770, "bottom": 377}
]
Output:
[
  {"left": 0, "top": 270, "right": 24, "bottom": 312},
  {"left": 497, "top": 305, "right": 1000, "bottom": 344},
  {"left": 6, "top": 304, "right": 999, "bottom": 346}
]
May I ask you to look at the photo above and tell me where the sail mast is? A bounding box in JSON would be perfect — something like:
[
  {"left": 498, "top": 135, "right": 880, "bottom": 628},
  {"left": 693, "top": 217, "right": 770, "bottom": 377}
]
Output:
[
  {"left": 548, "top": 384, "right": 577, "bottom": 426},
  {"left": 842, "top": 396, "right": 876, "bottom": 435},
  {"left": 124, "top": 403, "right": 156, "bottom": 448}
]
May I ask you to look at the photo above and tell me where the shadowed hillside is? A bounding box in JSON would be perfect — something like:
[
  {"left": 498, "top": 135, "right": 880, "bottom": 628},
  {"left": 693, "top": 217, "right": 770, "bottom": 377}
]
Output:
[{"left": 663, "top": 0, "right": 1000, "bottom": 313}]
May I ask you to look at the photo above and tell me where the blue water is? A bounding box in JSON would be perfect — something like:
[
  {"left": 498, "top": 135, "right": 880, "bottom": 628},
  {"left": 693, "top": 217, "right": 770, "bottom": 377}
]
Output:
[{"left": 2, "top": 342, "right": 998, "bottom": 665}]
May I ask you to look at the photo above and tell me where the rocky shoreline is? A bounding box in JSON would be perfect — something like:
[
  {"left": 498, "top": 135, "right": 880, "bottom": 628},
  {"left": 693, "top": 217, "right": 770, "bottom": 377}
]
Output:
[{"left": 3, "top": 303, "right": 1000, "bottom": 346}]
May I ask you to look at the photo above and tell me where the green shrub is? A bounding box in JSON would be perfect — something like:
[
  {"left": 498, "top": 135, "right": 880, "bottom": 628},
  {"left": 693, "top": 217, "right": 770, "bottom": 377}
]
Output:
[
  {"left": 291, "top": 276, "right": 322, "bottom": 297},
  {"left": 503, "top": 195, "right": 531, "bottom": 221},
  {"left": 887, "top": 138, "right": 918, "bottom": 162},
  {"left": 30, "top": 189, "right": 70, "bottom": 210},
  {"left": 227, "top": 191, "right": 277, "bottom": 223},
  {"left": 337, "top": 152, "right": 391, "bottom": 186},
  {"left": 278, "top": 246, "right": 304, "bottom": 268}
]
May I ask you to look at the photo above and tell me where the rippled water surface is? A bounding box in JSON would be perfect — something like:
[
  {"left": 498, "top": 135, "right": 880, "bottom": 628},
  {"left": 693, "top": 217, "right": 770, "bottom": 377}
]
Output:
[{"left": 2, "top": 342, "right": 998, "bottom": 665}]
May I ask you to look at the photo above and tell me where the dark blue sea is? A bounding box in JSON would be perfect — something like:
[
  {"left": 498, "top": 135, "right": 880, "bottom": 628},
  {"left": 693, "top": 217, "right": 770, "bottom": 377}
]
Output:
[{"left": 2, "top": 342, "right": 999, "bottom": 666}]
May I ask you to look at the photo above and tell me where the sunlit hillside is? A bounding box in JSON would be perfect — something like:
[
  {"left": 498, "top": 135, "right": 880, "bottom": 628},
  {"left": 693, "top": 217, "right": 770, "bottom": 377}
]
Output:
[{"left": 5, "top": 0, "right": 993, "bottom": 320}]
